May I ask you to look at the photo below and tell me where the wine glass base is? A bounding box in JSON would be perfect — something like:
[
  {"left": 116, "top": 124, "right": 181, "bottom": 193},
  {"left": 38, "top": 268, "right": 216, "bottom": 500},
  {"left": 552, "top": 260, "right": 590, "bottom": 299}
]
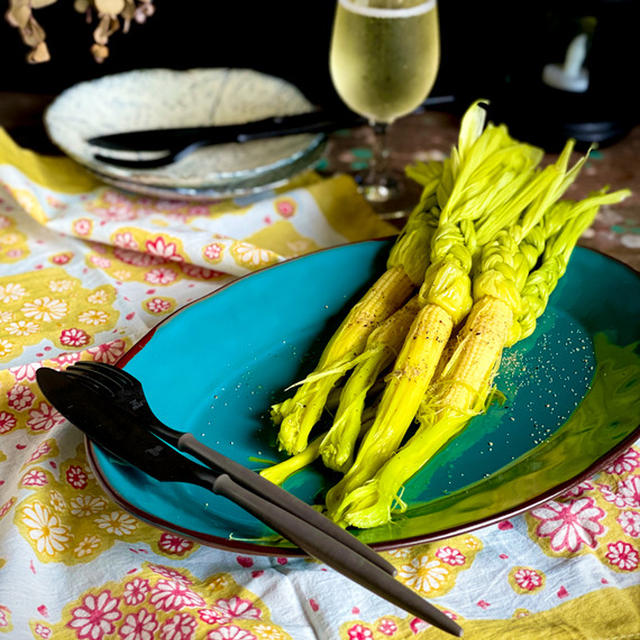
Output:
[
  {"left": 360, "top": 183, "right": 395, "bottom": 203},
  {"left": 357, "top": 173, "right": 411, "bottom": 221}
]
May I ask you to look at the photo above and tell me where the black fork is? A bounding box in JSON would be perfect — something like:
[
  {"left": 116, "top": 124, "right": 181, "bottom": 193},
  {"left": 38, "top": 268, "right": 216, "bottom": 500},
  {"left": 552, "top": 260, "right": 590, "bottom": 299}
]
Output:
[{"left": 66, "top": 361, "right": 397, "bottom": 577}]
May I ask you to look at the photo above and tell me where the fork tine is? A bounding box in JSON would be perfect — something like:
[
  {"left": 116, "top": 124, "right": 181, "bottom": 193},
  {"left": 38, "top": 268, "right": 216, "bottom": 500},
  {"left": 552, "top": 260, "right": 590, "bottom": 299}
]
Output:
[
  {"left": 63, "top": 369, "right": 112, "bottom": 395},
  {"left": 73, "top": 362, "right": 132, "bottom": 387}
]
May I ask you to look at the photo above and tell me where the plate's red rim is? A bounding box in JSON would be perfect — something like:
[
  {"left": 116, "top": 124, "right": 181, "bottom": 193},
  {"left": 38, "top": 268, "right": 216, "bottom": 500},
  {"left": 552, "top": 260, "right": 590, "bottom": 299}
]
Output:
[{"left": 85, "top": 241, "right": 640, "bottom": 556}]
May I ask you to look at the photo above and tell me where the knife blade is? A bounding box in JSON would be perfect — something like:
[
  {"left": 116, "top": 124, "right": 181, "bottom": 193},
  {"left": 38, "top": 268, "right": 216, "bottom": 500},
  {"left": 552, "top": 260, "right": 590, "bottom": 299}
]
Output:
[{"left": 87, "top": 109, "right": 366, "bottom": 151}]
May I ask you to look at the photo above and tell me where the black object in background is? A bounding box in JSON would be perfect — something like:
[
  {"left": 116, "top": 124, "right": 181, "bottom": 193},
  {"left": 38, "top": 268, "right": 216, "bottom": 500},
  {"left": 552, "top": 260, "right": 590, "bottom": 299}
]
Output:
[{"left": 1, "top": 1, "right": 638, "bottom": 150}]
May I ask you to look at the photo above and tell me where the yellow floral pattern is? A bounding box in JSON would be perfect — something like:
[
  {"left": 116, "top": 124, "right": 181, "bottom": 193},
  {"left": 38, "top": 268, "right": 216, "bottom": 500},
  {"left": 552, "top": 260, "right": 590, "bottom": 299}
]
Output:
[
  {"left": 1, "top": 128, "right": 638, "bottom": 640},
  {"left": 30, "top": 563, "right": 292, "bottom": 640},
  {"left": 0, "top": 269, "right": 119, "bottom": 362},
  {"left": 14, "top": 441, "right": 200, "bottom": 566}
]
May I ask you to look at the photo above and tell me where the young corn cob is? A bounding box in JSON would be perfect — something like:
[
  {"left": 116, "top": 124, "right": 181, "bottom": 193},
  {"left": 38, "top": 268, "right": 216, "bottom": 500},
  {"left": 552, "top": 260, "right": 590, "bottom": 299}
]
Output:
[
  {"left": 260, "top": 404, "right": 379, "bottom": 486},
  {"left": 338, "top": 186, "right": 630, "bottom": 528},
  {"left": 273, "top": 174, "right": 443, "bottom": 455},
  {"left": 324, "top": 104, "right": 555, "bottom": 520},
  {"left": 319, "top": 295, "right": 423, "bottom": 471}
]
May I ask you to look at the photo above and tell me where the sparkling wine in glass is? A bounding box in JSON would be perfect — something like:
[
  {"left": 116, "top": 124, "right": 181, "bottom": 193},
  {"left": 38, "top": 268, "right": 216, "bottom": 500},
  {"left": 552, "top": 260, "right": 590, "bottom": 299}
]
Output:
[{"left": 330, "top": 0, "right": 440, "bottom": 205}]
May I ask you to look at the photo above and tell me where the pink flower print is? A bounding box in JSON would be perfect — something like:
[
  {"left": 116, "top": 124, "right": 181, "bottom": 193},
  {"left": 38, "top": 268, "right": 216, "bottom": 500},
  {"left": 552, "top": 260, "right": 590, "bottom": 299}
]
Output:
[
  {"left": 186, "top": 205, "right": 210, "bottom": 217},
  {"left": 66, "top": 465, "right": 89, "bottom": 489},
  {"left": 28, "top": 440, "right": 52, "bottom": 462},
  {"left": 92, "top": 203, "right": 138, "bottom": 222},
  {"left": 87, "top": 339, "right": 126, "bottom": 364},
  {"left": 0, "top": 411, "right": 17, "bottom": 434},
  {"left": 60, "top": 328, "right": 91, "bottom": 347},
  {"left": 73, "top": 218, "right": 93, "bottom": 236},
  {"left": 114, "top": 232, "right": 139, "bottom": 250},
  {"left": 181, "top": 264, "right": 224, "bottom": 280},
  {"left": 409, "top": 618, "right": 430, "bottom": 634},
  {"left": 275, "top": 198, "right": 296, "bottom": 218},
  {"left": 53, "top": 352, "right": 82, "bottom": 366},
  {"left": 51, "top": 252, "right": 72, "bottom": 265},
  {"left": 114, "top": 247, "right": 163, "bottom": 267},
  {"left": 605, "top": 448, "right": 639, "bottom": 475},
  {"left": 103, "top": 190, "right": 131, "bottom": 205},
  {"left": 10, "top": 362, "right": 41, "bottom": 382},
  {"left": 561, "top": 481, "right": 594, "bottom": 499},
  {"left": 0, "top": 497, "right": 16, "bottom": 519},
  {"left": 146, "top": 236, "right": 183, "bottom": 262},
  {"left": 214, "top": 597, "right": 261, "bottom": 621},
  {"left": 148, "top": 565, "right": 191, "bottom": 584},
  {"left": 198, "top": 608, "right": 230, "bottom": 625},
  {"left": 0, "top": 214, "right": 11, "bottom": 229},
  {"left": 203, "top": 242, "right": 224, "bottom": 262},
  {"left": 90, "top": 255, "right": 112, "bottom": 269},
  {"left": 123, "top": 578, "right": 150, "bottom": 606},
  {"left": 89, "top": 241, "right": 108, "bottom": 255},
  {"left": 616, "top": 477, "right": 640, "bottom": 509},
  {"left": 206, "top": 626, "right": 256, "bottom": 640},
  {"left": 0, "top": 607, "right": 10, "bottom": 628},
  {"left": 617, "top": 511, "right": 640, "bottom": 537},
  {"left": 34, "top": 623, "right": 52, "bottom": 638},
  {"left": 530, "top": 497, "right": 606, "bottom": 552},
  {"left": 7, "top": 384, "right": 36, "bottom": 411},
  {"left": 67, "top": 590, "right": 122, "bottom": 640},
  {"left": 513, "top": 568, "right": 543, "bottom": 591},
  {"left": 435, "top": 546, "right": 466, "bottom": 566},
  {"left": 145, "top": 267, "right": 177, "bottom": 285},
  {"left": 159, "top": 613, "right": 196, "bottom": 640},
  {"left": 598, "top": 483, "right": 629, "bottom": 508},
  {"left": 22, "top": 469, "right": 48, "bottom": 487},
  {"left": 146, "top": 297, "right": 172, "bottom": 314},
  {"left": 377, "top": 618, "right": 398, "bottom": 636},
  {"left": 118, "top": 608, "right": 158, "bottom": 640},
  {"left": 27, "top": 402, "right": 66, "bottom": 432},
  {"left": 149, "top": 579, "right": 205, "bottom": 611},
  {"left": 152, "top": 199, "right": 184, "bottom": 211},
  {"left": 605, "top": 541, "right": 639, "bottom": 571},
  {"left": 158, "top": 533, "right": 194, "bottom": 556},
  {"left": 347, "top": 624, "right": 373, "bottom": 640}
]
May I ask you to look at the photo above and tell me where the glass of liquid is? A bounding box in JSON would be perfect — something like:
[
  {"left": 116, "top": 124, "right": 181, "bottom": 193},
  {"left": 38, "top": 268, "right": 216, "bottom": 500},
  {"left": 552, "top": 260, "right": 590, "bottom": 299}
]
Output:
[{"left": 330, "top": 0, "right": 440, "bottom": 209}]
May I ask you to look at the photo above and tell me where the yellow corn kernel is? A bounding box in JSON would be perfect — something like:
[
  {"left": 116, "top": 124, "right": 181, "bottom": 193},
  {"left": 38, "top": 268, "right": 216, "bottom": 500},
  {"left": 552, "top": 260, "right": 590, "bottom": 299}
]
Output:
[
  {"left": 276, "top": 265, "right": 414, "bottom": 455},
  {"left": 436, "top": 295, "right": 514, "bottom": 412},
  {"left": 325, "top": 302, "right": 454, "bottom": 519},
  {"left": 317, "top": 266, "right": 414, "bottom": 368}
]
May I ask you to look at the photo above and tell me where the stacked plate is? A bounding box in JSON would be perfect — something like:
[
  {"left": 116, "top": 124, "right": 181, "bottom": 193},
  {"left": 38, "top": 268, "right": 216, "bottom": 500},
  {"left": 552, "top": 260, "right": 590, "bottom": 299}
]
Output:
[{"left": 44, "top": 68, "right": 327, "bottom": 200}]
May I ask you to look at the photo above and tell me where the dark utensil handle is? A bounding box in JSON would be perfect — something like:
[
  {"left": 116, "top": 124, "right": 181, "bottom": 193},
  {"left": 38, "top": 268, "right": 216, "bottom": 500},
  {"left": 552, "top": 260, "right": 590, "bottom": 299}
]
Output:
[
  {"left": 178, "top": 432, "right": 396, "bottom": 577},
  {"left": 212, "top": 474, "right": 462, "bottom": 638},
  {"left": 87, "top": 111, "right": 365, "bottom": 151}
]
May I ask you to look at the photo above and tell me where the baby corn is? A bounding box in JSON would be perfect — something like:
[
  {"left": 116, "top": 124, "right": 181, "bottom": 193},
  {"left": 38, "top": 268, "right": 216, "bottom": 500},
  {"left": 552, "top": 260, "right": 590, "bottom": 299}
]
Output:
[
  {"left": 273, "top": 176, "right": 443, "bottom": 455},
  {"left": 340, "top": 187, "right": 630, "bottom": 528}
]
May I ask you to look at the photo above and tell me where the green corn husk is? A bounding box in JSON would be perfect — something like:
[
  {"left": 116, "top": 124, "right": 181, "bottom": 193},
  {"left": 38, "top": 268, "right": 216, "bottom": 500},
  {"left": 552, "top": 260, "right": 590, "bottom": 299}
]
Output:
[{"left": 325, "top": 102, "right": 556, "bottom": 521}]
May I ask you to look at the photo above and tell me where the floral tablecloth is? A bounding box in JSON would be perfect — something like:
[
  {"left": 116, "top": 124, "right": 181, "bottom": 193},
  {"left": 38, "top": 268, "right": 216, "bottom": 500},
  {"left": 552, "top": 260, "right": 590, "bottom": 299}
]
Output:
[{"left": 0, "top": 126, "right": 639, "bottom": 640}]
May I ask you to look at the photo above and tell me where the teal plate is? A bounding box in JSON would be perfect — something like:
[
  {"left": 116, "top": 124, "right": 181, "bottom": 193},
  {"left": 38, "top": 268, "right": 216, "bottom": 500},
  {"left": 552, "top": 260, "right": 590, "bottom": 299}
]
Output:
[{"left": 87, "top": 239, "right": 640, "bottom": 554}]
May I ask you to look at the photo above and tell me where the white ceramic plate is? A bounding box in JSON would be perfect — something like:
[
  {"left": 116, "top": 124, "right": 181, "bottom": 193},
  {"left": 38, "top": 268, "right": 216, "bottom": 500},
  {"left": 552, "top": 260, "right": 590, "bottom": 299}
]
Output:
[{"left": 44, "top": 68, "right": 324, "bottom": 190}]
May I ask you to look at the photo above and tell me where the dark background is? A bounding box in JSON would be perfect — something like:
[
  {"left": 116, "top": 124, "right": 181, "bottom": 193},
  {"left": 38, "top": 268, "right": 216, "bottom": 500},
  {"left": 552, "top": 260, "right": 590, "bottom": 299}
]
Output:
[{"left": 1, "top": 0, "right": 639, "bottom": 151}]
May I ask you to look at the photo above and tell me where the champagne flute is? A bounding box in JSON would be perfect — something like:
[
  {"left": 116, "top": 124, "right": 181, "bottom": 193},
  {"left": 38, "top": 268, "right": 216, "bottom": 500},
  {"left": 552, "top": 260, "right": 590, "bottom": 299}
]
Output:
[{"left": 329, "top": 0, "right": 440, "bottom": 208}]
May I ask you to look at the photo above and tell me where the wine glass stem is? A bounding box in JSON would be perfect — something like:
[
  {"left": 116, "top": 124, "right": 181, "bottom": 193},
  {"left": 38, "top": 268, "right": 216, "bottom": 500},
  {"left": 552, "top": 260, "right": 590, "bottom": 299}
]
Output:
[{"left": 368, "top": 121, "right": 389, "bottom": 186}]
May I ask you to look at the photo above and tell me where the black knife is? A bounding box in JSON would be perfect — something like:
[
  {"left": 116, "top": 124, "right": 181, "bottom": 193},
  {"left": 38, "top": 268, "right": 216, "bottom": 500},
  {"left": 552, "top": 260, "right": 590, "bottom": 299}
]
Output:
[
  {"left": 87, "top": 109, "right": 366, "bottom": 152},
  {"left": 35, "top": 367, "right": 462, "bottom": 638}
]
